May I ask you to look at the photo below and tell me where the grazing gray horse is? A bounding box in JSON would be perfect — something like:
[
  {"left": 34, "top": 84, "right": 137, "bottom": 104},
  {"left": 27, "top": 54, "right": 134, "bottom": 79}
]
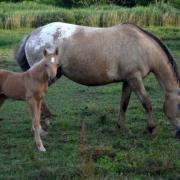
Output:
[{"left": 15, "top": 22, "right": 180, "bottom": 137}]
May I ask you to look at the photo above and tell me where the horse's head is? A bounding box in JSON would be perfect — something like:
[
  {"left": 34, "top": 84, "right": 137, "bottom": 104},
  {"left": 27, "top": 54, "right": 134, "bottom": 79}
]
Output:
[
  {"left": 164, "top": 89, "right": 180, "bottom": 137},
  {"left": 43, "top": 48, "right": 59, "bottom": 81}
]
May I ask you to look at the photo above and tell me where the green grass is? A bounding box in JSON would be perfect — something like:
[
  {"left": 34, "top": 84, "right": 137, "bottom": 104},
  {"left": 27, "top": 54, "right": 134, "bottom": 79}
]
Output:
[
  {"left": 146, "top": 26, "right": 180, "bottom": 40},
  {"left": 0, "top": 28, "right": 180, "bottom": 178},
  {"left": 0, "top": 2, "right": 180, "bottom": 29}
]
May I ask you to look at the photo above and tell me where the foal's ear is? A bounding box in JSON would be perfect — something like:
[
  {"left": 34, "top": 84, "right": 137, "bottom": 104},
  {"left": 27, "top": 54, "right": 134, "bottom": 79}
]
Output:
[
  {"left": 55, "top": 48, "right": 58, "bottom": 56},
  {"left": 43, "top": 49, "right": 47, "bottom": 57}
]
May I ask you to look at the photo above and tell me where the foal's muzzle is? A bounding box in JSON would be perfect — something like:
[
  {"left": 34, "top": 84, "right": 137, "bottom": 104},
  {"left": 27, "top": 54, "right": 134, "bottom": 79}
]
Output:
[{"left": 48, "top": 76, "right": 57, "bottom": 85}]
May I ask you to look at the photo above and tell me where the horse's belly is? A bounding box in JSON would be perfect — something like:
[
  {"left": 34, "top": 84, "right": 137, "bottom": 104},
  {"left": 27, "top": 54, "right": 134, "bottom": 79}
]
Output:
[
  {"left": 62, "top": 70, "right": 109, "bottom": 85},
  {"left": 61, "top": 62, "right": 120, "bottom": 85}
]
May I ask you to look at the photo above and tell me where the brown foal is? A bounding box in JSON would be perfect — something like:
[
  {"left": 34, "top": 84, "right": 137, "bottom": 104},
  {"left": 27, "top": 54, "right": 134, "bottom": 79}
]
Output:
[{"left": 0, "top": 48, "right": 59, "bottom": 152}]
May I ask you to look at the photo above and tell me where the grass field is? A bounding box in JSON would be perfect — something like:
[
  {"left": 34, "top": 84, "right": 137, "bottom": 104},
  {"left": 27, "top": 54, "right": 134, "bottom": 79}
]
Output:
[{"left": 0, "top": 28, "right": 180, "bottom": 178}]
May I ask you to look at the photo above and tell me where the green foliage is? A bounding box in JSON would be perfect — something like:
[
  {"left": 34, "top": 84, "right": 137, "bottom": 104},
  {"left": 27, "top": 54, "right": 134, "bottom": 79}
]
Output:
[
  {"left": 0, "top": 2, "right": 179, "bottom": 29},
  {"left": 1, "top": 0, "right": 179, "bottom": 7},
  {"left": 146, "top": 26, "right": 180, "bottom": 40}
]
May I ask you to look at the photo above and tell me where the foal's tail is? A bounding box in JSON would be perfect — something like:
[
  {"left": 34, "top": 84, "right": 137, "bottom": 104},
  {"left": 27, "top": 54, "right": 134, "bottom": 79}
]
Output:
[{"left": 14, "top": 35, "right": 30, "bottom": 71}]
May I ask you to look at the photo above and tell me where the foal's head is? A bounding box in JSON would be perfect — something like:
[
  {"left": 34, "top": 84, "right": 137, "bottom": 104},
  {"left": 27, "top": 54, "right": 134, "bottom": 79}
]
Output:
[{"left": 43, "top": 48, "right": 59, "bottom": 80}]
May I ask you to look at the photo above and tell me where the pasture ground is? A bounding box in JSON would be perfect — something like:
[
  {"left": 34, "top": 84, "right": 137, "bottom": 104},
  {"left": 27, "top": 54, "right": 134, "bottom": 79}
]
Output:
[{"left": 0, "top": 28, "right": 179, "bottom": 179}]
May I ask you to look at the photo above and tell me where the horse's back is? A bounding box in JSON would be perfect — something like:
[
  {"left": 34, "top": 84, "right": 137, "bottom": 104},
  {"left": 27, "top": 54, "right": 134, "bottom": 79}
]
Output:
[{"left": 60, "top": 24, "right": 156, "bottom": 83}]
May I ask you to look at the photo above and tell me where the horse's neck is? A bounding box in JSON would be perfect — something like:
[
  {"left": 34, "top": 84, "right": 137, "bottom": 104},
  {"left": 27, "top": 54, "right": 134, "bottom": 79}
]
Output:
[
  {"left": 28, "top": 60, "right": 48, "bottom": 82},
  {"left": 154, "top": 60, "right": 179, "bottom": 95}
]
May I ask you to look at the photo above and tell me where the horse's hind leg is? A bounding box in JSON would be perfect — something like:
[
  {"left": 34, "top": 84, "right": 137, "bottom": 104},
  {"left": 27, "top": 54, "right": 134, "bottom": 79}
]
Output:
[
  {"left": 128, "top": 73, "right": 156, "bottom": 135},
  {"left": 40, "top": 68, "right": 62, "bottom": 126},
  {"left": 117, "top": 82, "right": 132, "bottom": 132}
]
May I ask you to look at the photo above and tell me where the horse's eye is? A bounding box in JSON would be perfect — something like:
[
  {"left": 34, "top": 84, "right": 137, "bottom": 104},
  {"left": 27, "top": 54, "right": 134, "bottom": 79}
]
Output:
[{"left": 44, "top": 64, "right": 48, "bottom": 67}]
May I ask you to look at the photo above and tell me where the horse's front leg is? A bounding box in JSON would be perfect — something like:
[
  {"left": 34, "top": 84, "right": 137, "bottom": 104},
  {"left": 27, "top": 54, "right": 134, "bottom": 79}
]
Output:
[
  {"left": 28, "top": 98, "right": 46, "bottom": 152},
  {"left": 40, "top": 67, "right": 62, "bottom": 127},
  {"left": 128, "top": 73, "right": 156, "bottom": 135},
  {"left": 117, "top": 82, "right": 132, "bottom": 132}
]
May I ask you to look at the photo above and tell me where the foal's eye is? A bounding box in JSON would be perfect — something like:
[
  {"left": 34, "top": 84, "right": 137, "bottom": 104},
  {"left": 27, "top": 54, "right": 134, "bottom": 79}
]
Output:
[{"left": 44, "top": 64, "right": 48, "bottom": 67}]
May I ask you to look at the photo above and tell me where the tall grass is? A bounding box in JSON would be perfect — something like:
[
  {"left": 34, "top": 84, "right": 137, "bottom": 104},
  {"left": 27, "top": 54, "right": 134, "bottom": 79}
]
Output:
[{"left": 0, "top": 2, "right": 180, "bottom": 29}]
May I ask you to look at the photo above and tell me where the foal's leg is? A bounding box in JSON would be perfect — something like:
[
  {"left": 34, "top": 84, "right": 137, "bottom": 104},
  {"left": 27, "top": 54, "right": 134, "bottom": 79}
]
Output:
[
  {"left": 28, "top": 98, "right": 46, "bottom": 152},
  {"left": 128, "top": 73, "right": 156, "bottom": 135},
  {"left": 117, "top": 82, "right": 132, "bottom": 131}
]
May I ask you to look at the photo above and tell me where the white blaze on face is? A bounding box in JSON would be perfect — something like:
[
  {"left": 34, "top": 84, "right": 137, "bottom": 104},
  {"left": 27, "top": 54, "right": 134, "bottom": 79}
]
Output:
[{"left": 51, "top": 57, "right": 55, "bottom": 63}]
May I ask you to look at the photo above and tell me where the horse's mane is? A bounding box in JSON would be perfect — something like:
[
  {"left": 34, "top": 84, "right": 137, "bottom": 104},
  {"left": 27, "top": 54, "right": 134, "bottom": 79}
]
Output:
[{"left": 124, "top": 23, "right": 179, "bottom": 84}]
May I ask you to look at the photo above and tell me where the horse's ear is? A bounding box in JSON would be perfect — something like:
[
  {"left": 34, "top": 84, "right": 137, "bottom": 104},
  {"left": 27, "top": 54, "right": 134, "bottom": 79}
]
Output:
[
  {"left": 55, "top": 48, "right": 58, "bottom": 56},
  {"left": 43, "top": 49, "right": 47, "bottom": 57}
]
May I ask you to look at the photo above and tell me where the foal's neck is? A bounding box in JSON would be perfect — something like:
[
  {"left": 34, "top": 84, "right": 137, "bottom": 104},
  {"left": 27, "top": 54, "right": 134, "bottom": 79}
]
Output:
[{"left": 28, "top": 60, "right": 48, "bottom": 82}]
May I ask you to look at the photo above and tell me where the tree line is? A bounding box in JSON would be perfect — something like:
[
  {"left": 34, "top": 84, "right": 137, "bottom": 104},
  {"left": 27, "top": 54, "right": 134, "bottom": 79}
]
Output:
[{"left": 0, "top": 0, "right": 179, "bottom": 7}]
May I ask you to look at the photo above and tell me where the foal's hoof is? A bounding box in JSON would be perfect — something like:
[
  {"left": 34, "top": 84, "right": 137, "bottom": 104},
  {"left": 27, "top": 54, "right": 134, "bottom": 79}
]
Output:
[
  {"left": 175, "top": 130, "right": 180, "bottom": 139},
  {"left": 38, "top": 146, "right": 46, "bottom": 152}
]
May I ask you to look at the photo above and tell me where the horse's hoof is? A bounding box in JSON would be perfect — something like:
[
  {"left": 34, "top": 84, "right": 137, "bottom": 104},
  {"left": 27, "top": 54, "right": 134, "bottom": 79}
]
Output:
[
  {"left": 38, "top": 146, "right": 46, "bottom": 152},
  {"left": 175, "top": 130, "right": 180, "bottom": 139}
]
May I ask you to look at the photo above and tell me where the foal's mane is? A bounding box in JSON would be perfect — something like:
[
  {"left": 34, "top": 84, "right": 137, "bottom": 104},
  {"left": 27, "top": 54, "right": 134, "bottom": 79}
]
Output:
[{"left": 124, "top": 23, "right": 179, "bottom": 84}]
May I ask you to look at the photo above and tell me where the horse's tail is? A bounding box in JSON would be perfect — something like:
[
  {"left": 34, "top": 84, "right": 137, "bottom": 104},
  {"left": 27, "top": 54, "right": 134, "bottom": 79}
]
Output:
[{"left": 14, "top": 35, "right": 30, "bottom": 71}]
